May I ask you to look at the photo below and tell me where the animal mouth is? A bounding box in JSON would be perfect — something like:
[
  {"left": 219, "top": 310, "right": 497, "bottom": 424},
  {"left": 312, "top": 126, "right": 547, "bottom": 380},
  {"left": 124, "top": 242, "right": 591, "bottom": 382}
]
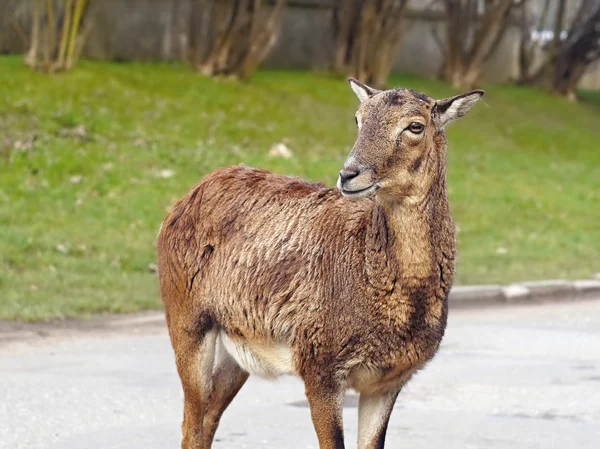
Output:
[{"left": 340, "top": 183, "right": 379, "bottom": 199}]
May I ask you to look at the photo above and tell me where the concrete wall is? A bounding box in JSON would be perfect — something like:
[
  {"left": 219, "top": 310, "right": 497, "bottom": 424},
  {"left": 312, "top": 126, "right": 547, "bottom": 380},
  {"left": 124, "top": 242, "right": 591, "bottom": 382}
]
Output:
[{"left": 0, "top": 0, "right": 597, "bottom": 89}]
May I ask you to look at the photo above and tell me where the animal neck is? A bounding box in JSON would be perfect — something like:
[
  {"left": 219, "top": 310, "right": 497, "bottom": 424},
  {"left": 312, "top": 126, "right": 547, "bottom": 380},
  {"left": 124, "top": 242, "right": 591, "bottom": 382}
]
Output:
[
  {"left": 374, "top": 151, "right": 455, "bottom": 287},
  {"left": 364, "top": 159, "right": 455, "bottom": 349}
]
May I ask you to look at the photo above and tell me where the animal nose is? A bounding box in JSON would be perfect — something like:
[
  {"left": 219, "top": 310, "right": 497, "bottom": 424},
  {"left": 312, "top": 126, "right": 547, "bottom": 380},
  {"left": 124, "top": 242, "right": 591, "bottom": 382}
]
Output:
[{"left": 339, "top": 168, "right": 360, "bottom": 183}]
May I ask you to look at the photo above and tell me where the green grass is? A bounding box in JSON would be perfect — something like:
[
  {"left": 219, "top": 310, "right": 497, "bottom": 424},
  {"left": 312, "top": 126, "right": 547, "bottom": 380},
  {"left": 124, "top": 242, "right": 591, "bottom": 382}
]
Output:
[{"left": 1, "top": 56, "right": 599, "bottom": 321}]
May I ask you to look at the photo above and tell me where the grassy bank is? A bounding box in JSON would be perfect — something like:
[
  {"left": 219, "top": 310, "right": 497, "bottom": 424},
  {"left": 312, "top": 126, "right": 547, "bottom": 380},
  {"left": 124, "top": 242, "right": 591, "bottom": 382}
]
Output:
[{"left": 1, "top": 56, "right": 598, "bottom": 320}]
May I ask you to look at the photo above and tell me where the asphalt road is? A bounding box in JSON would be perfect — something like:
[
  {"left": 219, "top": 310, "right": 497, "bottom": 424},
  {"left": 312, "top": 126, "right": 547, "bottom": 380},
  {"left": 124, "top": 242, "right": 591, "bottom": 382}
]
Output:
[{"left": 1, "top": 299, "right": 599, "bottom": 449}]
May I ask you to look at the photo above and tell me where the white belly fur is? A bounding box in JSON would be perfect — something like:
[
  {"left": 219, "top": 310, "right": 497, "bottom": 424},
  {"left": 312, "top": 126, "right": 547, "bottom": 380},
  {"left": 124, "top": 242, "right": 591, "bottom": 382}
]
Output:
[{"left": 219, "top": 331, "right": 296, "bottom": 379}]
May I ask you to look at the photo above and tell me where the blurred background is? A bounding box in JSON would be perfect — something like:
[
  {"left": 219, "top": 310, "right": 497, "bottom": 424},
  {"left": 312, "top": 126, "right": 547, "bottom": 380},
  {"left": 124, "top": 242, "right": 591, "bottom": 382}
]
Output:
[{"left": 0, "top": 0, "right": 598, "bottom": 321}]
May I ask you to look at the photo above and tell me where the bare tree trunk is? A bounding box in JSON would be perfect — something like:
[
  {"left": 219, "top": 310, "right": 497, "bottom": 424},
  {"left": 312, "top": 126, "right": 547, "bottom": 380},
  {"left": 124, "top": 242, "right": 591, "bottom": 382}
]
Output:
[
  {"left": 187, "top": 0, "right": 286, "bottom": 80},
  {"left": 442, "top": 0, "right": 468, "bottom": 88},
  {"left": 551, "top": 0, "right": 566, "bottom": 60},
  {"left": 24, "top": 0, "right": 91, "bottom": 72},
  {"left": 187, "top": 0, "right": 203, "bottom": 67},
  {"left": 24, "top": 0, "right": 42, "bottom": 68},
  {"left": 44, "top": 0, "right": 56, "bottom": 69},
  {"left": 332, "top": 0, "right": 408, "bottom": 88},
  {"left": 236, "top": 0, "right": 285, "bottom": 79},
  {"left": 464, "top": 0, "right": 513, "bottom": 87},
  {"left": 65, "top": 0, "right": 88, "bottom": 69},
  {"left": 57, "top": 0, "right": 74, "bottom": 67},
  {"left": 517, "top": 0, "right": 551, "bottom": 83},
  {"left": 332, "top": 0, "right": 351, "bottom": 73},
  {"left": 531, "top": 0, "right": 600, "bottom": 99},
  {"left": 440, "top": 0, "right": 516, "bottom": 89}
]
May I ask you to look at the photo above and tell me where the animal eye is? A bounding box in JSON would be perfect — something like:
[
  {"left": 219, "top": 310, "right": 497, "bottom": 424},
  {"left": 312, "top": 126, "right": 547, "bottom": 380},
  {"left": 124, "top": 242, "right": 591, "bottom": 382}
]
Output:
[
  {"left": 408, "top": 122, "right": 424, "bottom": 134},
  {"left": 355, "top": 116, "right": 358, "bottom": 126}
]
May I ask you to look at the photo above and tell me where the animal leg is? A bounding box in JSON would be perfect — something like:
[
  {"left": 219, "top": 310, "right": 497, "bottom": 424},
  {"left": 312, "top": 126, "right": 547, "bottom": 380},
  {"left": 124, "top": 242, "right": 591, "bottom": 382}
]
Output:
[
  {"left": 304, "top": 379, "right": 345, "bottom": 449},
  {"left": 357, "top": 390, "right": 399, "bottom": 449},
  {"left": 201, "top": 341, "right": 249, "bottom": 448},
  {"left": 171, "top": 323, "right": 217, "bottom": 449}
]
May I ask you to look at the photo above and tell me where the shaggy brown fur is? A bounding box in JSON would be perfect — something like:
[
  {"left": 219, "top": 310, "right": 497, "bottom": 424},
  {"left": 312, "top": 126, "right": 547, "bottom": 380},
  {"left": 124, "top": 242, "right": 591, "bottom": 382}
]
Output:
[{"left": 158, "top": 79, "right": 483, "bottom": 449}]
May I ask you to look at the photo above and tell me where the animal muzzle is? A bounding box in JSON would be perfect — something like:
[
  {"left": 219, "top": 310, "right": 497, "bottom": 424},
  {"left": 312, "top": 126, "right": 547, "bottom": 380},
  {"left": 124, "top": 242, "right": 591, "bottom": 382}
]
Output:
[{"left": 337, "top": 164, "right": 379, "bottom": 200}]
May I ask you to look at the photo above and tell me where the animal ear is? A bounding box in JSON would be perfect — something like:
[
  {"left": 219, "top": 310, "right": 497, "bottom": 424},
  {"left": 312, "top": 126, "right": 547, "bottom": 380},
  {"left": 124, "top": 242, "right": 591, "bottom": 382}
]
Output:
[
  {"left": 348, "top": 78, "right": 380, "bottom": 103},
  {"left": 433, "top": 90, "right": 484, "bottom": 128}
]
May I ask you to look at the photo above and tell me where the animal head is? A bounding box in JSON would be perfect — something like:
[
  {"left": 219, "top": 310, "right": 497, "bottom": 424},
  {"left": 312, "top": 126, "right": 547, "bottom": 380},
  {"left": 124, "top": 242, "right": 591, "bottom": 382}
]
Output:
[{"left": 338, "top": 78, "right": 483, "bottom": 202}]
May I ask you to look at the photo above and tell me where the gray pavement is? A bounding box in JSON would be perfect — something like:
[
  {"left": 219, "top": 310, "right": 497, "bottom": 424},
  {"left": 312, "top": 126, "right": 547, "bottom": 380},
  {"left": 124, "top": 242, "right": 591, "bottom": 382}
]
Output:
[{"left": 1, "top": 300, "right": 600, "bottom": 449}]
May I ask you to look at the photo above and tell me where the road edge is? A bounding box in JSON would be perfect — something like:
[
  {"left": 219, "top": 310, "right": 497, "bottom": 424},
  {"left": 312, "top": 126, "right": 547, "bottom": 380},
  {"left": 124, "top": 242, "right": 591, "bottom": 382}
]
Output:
[
  {"left": 448, "top": 278, "right": 600, "bottom": 308},
  {"left": 1, "top": 278, "right": 599, "bottom": 347}
]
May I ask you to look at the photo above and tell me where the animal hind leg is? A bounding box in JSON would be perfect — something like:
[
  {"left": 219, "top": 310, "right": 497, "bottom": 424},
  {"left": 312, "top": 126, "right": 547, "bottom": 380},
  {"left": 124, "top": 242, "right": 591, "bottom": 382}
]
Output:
[
  {"left": 170, "top": 316, "right": 217, "bottom": 449},
  {"left": 357, "top": 389, "right": 399, "bottom": 449},
  {"left": 201, "top": 338, "right": 249, "bottom": 448}
]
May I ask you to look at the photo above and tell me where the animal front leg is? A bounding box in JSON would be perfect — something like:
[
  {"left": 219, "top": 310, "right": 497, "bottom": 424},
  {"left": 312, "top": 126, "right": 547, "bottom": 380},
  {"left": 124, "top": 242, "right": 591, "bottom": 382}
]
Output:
[
  {"left": 357, "top": 390, "right": 399, "bottom": 449},
  {"left": 305, "top": 381, "right": 345, "bottom": 449}
]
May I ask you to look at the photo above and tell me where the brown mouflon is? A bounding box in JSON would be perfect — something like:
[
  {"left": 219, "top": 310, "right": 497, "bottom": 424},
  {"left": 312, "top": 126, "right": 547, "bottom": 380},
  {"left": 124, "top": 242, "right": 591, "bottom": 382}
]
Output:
[{"left": 158, "top": 79, "right": 484, "bottom": 449}]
